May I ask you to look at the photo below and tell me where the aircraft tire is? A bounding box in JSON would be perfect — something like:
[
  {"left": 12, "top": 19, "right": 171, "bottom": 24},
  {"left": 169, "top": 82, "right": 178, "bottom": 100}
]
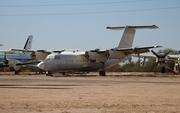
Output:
[
  {"left": 46, "top": 71, "right": 53, "bottom": 76},
  {"left": 14, "top": 71, "right": 19, "bottom": 75},
  {"left": 99, "top": 71, "right": 106, "bottom": 76}
]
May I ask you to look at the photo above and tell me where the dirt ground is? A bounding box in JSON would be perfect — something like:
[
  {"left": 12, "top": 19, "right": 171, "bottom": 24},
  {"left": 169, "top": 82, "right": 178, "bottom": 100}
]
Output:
[{"left": 0, "top": 72, "right": 180, "bottom": 113}]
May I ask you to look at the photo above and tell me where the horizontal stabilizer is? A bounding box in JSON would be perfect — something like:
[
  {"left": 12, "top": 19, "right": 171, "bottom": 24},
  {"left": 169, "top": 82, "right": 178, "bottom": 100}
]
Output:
[
  {"left": 0, "top": 44, "right": 3, "bottom": 47},
  {"left": 10, "top": 48, "right": 34, "bottom": 52},
  {"left": 107, "top": 25, "right": 158, "bottom": 30}
]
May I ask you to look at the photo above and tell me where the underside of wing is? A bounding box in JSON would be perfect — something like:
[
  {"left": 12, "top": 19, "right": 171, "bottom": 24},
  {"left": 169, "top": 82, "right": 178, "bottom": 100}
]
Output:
[{"left": 115, "top": 45, "right": 162, "bottom": 54}]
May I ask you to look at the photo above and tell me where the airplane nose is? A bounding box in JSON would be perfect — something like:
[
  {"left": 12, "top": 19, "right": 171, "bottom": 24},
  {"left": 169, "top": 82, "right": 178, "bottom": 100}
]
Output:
[{"left": 37, "top": 62, "right": 45, "bottom": 70}]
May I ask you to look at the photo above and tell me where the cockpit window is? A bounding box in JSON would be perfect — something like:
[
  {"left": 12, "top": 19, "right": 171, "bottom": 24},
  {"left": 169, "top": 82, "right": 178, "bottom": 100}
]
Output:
[
  {"left": 43, "top": 54, "right": 60, "bottom": 62},
  {"left": 46, "top": 55, "right": 55, "bottom": 59},
  {"left": 55, "top": 55, "right": 60, "bottom": 59}
]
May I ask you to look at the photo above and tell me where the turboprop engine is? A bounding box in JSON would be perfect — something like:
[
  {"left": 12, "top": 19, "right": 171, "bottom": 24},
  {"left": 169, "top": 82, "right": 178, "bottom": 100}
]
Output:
[
  {"left": 3, "top": 58, "right": 21, "bottom": 72},
  {"left": 105, "top": 49, "right": 126, "bottom": 59},
  {"left": 85, "top": 49, "right": 109, "bottom": 63}
]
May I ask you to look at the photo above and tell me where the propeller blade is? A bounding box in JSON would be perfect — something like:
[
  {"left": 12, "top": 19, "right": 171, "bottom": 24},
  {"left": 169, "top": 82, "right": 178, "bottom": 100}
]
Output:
[
  {"left": 151, "top": 50, "right": 159, "bottom": 58},
  {"left": 162, "top": 51, "right": 171, "bottom": 58},
  {"left": 159, "top": 62, "right": 179, "bottom": 74}
]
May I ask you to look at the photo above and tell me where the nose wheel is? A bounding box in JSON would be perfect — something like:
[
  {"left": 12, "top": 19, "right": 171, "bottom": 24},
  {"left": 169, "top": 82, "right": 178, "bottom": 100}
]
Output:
[{"left": 46, "top": 71, "right": 53, "bottom": 76}]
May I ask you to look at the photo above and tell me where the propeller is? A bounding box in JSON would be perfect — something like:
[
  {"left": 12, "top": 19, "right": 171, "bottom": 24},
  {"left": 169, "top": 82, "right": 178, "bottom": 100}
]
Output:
[
  {"left": 3, "top": 53, "right": 8, "bottom": 65},
  {"left": 2, "top": 53, "right": 9, "bottom": 72},
  {"left": 151, "top": 50, "right": 172, "bottom": 73}
]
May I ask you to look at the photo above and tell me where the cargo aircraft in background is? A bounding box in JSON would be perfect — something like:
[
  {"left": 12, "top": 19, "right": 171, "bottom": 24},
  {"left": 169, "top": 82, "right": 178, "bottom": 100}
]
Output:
[
  {"left": 132, "top": 50, "right": 180, "bottom": 74},
  {"left": 1, "top": 35, "right": 68, "bottom": 74},
  {"left": 0, "top": 35, "right": 40, "bottom": 74},
  {"left": 37, "top": 25, "right": 162, "bottom": 76}
]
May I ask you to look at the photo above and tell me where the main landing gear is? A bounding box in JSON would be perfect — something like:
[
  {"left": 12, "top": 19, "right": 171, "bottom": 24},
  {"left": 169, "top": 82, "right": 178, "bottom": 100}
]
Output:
[
  {"left": 99, "top": 70, "right": 106, "bottom": 76},
  {"left": 99, "top": 62, "right": 106, "bottom": 76}
]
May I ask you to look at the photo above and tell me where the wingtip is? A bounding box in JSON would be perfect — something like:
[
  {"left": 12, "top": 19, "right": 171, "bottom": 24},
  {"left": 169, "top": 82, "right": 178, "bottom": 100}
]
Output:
[{"left": 154, "top": 45, "right": 163, "bottom": 48}]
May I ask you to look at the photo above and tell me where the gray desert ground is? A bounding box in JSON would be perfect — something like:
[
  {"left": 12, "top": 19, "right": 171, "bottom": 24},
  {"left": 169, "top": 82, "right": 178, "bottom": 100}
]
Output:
[{"left": 0, "top": 72, "right": 180, "bottom": 113}]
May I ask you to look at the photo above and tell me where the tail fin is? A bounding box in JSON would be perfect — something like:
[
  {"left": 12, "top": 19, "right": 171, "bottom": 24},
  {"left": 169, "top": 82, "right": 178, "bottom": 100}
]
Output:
[
  {"left": 23, "top": 35, "right": 33, "bottom": 49},
  {"left": 107, "top": 25, "right": 158, "bottom": 48}
]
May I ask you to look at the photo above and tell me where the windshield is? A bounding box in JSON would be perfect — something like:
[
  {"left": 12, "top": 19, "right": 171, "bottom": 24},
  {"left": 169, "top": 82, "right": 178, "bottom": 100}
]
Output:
[
  {"left": 43, "top": 54, "right": 55, "bottom": 62},
  {"left": 46, "top": 55, "right": 55, "bottom": 60},
  {"left": 43, "top": 54, "right": 61, "bottom": 62}
]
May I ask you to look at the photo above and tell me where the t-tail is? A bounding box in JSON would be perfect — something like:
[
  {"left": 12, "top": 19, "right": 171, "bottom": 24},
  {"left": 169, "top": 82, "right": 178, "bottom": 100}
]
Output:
[
  {"left": 23, "top": 35, "right": 33, "bottom": 49},
  {"left": 107, "top": 25, "right": 158, "bottom": 48}
]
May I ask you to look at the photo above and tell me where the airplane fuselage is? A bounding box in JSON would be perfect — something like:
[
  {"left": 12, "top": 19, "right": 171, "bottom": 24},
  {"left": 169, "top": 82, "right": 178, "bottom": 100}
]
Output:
[
  {"left": 37, "top": 52, "right": 131, "bottom": 72},
  {"left": 0, "top": 53, "right": 32, "bottom": 63}
]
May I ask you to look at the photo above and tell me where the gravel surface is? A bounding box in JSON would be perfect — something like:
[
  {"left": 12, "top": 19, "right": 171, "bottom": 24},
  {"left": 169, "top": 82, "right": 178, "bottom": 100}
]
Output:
[{"left": 0, "top": 73, "right": 180, "bottom": 113}]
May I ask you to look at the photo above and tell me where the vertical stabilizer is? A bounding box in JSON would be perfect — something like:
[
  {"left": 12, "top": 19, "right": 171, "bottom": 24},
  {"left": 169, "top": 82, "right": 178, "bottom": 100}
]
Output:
[
  {"left": 107, "top": 25, "right": 158, "bottom": 48},
  {"left": 24, "top": 35, "right": 33, "bottom": 49},
  {"left": 118, "top": 26, "right": 135, "bottom": 48}
]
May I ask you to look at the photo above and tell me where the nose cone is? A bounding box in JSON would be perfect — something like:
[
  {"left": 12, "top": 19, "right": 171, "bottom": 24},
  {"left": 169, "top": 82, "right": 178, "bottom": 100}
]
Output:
[{"left": 37, "top": 62, "right": 45, "bottom": 70}]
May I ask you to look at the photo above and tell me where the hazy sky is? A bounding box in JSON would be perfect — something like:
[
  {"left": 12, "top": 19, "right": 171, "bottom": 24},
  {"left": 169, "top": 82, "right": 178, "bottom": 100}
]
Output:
[{"left": 0, "top": 0, "right": 180, "bottom": 53}]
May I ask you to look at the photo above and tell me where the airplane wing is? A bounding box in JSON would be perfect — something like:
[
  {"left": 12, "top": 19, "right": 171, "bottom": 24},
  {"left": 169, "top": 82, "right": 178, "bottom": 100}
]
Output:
[
  {"left": 167, "top": 55, "right": 179, "bottom": 60},
  {"left": 0, "top": 44, "right": 3, "bottom": 47},
  {"left": 84, "top": 45, "right": 162, "bottom": 62},
  {"left": 0, "top": 61, "right": 40, "bottom": 67},
  {"left": 132, "top": 54, "right": 156, "bottom": 59},
  {"left": 132, "top": 54, "right": 178, "bottom": 62},
  {"left": 0, "top": 50, "right": 12, "bottom": 52},
  {"left": 10, "top": 48, "right": 65, "bottom": 54},
  {"left": 113, "top": 45, "right": 162, "bottom": 54}
]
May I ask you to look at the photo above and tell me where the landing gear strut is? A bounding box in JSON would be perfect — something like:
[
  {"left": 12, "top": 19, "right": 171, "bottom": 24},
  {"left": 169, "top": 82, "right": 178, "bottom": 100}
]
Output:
[{"left": 99, "top": 62, "right": 106, "bottom": 76}]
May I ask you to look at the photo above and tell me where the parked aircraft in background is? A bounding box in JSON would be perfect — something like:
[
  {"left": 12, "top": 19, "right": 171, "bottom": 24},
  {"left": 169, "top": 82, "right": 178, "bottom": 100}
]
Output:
[
  {"left": 10, "top": 36, "right": 66, "bottom": 60},
  {"left": 0, "top": 35, "right": 39, "bottom": 74},
  {"left": 133, "top": 50, "right": 180, "bottom": 73},
  {"left": 37, "top": 25, "right": 161, "bottom": 76}
]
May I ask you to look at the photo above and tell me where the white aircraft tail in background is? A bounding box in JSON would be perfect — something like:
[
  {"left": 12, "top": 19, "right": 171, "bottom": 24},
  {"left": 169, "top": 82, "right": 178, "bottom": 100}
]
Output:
[
  {"left": 23, "top": 35, "right": 33, "bottom": 49},
  {"left": 0, "top": 35, "right": 39, "bottom": 74}
]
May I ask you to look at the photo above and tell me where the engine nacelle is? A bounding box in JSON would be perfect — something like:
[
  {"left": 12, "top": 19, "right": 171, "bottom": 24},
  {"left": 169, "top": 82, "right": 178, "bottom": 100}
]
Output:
[
  {"left": 106, "top": 50, "right": 126, "bottom": 59},
  {"left": 85, "top": 50, "right": 109, "bottom": 63},
  {"left": 35, "top": 51, "right": 49, "bottom": 60},
  {"left": 7, "top": 59, "right": 22, "bottom": 66}
]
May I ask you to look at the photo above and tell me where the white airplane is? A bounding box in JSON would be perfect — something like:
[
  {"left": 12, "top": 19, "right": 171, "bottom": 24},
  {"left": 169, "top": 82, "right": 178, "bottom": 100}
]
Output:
[
  {"left": 0, "top": 35, "right": 39, "bottom": 74},
  {"left": 37, "top": 25, "right": 162, "bottom": 76},
  {"left": 133, "top": 50, "right": 180, "bottom": 73}
]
